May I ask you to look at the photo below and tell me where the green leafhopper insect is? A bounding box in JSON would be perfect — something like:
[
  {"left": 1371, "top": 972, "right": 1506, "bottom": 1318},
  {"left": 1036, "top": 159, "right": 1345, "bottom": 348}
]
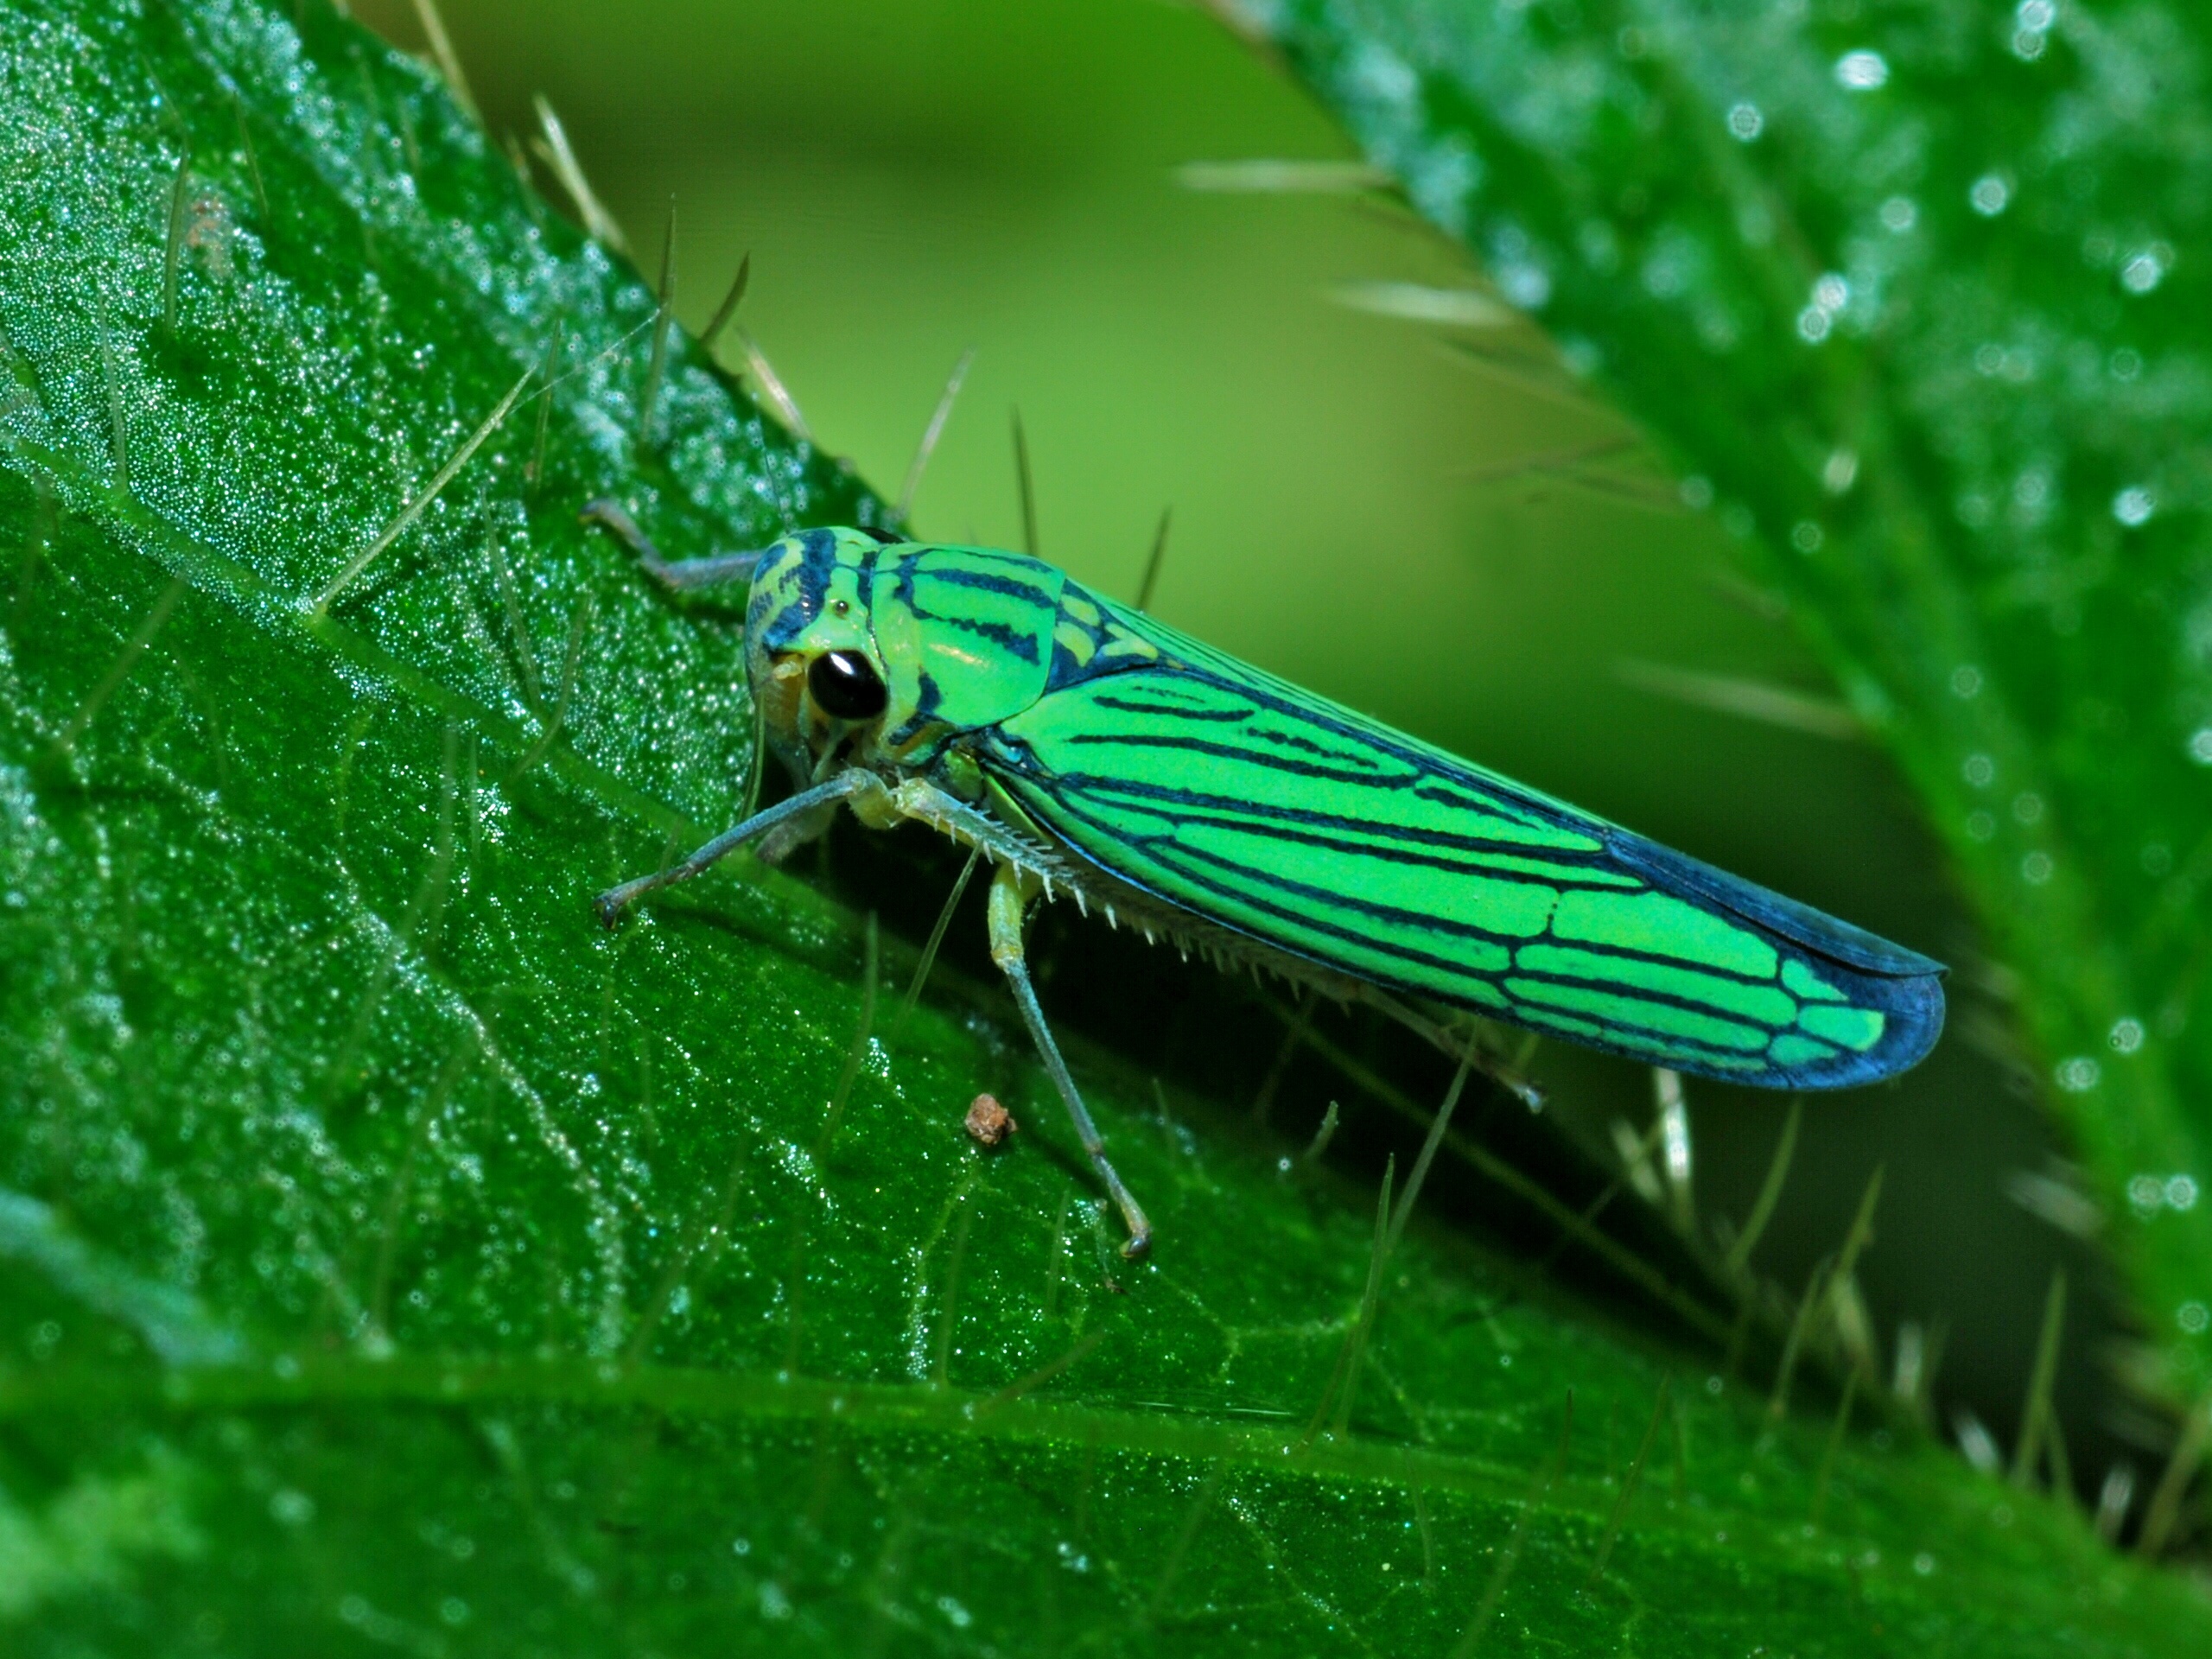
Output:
[{"left": 586, "top": 507, "right": 1944, "bottom": 1260}]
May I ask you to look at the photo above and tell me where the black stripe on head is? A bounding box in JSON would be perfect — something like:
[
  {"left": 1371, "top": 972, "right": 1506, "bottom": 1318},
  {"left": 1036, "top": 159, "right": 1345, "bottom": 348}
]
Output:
[{"left": 757, "top": 529, "right": 841, "bottom": 652}]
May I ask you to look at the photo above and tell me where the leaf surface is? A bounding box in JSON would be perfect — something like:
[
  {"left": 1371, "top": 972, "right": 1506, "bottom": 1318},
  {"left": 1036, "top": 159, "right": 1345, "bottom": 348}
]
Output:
[{"left": 0, "top": 3, "right": 2206, "bottom": 1652}]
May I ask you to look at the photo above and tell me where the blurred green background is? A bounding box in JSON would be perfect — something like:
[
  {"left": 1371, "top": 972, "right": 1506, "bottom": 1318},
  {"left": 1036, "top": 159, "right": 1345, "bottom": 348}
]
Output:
[{"left": 351, "top": 0, "right": 2122, "bottom": 1478}]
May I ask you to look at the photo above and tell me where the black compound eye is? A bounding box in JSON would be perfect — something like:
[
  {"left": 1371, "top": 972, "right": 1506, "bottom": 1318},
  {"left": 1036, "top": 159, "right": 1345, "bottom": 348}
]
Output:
[{"left": 808, "top": 650, "right": 887, "bottom": 721}]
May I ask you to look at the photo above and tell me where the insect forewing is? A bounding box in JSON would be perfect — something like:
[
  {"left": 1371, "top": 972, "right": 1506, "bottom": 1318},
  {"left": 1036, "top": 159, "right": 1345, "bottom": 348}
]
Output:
[{"left": 978, "top": 587, "right": 1942, "bottom": 1089}]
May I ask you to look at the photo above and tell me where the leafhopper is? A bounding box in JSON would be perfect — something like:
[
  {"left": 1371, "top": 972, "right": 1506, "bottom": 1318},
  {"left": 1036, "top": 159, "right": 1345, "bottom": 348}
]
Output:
[{"left": 586, "top": 509, "right": 1943, "bottom": 1259}]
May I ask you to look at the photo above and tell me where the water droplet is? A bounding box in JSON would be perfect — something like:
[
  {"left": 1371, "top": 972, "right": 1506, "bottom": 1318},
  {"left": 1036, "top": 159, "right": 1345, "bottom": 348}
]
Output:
[
  {"left": 1498, "top": 262, "right": 1551, "bottom": 309},
  {"left": 2109, "top": 347, "right": 2142, "bottom": 380},
  {"left": 2167, "top": 1176, "right": 2200, "bottom": 1211},
  {"left": 1969, "top": 175, "right": 2011, "bottom": 217},
  {"left": 2120, "top": 249, "right": 2166, "bottom": 295},
  {"left": 1727, "top": 102, "right": 1764, "bottom": 142},
  {"left": 1790, "top": 521, "right": 1823, "bottom": 553},
  {"left": 1822, "top": 449, "right": 1859, "bottom": 493},
  {"left": 2109, "top": 1018, "right": 2145, "bottom": 1054},
  {"left": 1967, "top": 810, "right": 1996, "bottom": 842},
  {"left": 1879, "top": 195, "right": 1917, "bottom": 232},
  {"left": 1835, "top": 50, "right": 1890, "bottom": 90},
  {"left": 1950, "top": 664, "right": 1984, "bottom": 699},
  {"left": 1913, "top": 1552, "right": 1936, "bottom": 1575},
  {"left": 1962, "top": 753, "right": 1995, "bottom": 787},
  {"left": 2021, "top": 850, "right": 2054, "bottom": 885},
  {"left": 2131, "top": 1173, "right": 2166, "bottom": 1212},
  {"left": 1813, "top": 272, "right": 1850, "bottom": 311},
  {"left": 2012, "top": 791, "right": 2044, "bottom": 825},
  {"left": 2188, "top": 727, "right": 2212, "bottom": 765},
  {"left": 2179, "top": 1301, "right": 2209, "bottom": 1334},
  {"left": 2112, "top": 486, "right": 2154, "bottom": 527},
  {"left": 2054, "top": 1055, "right": 2101, "bottom": 1093},
  {"left": 1797, "top": 305, "right": 1833, "bottom": 342}
]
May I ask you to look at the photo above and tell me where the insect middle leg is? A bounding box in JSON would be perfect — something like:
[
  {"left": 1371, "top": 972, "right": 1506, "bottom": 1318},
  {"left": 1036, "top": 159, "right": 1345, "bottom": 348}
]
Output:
[
  {"left": 985, "top": 861, "right": 1153, "bottom": 1260},
  {"left": 582, "top": 499, "right": 767, "bottom": 590}
]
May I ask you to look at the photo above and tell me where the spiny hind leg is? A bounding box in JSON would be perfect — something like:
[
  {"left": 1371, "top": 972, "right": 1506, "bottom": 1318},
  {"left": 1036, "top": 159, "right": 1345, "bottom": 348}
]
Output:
[
  {"left": 985, "top": 861, "right": 1153, "bottom": 1259},
  {"left": 1361, "top": 987, "right": 1548, "bottom": 1112}
]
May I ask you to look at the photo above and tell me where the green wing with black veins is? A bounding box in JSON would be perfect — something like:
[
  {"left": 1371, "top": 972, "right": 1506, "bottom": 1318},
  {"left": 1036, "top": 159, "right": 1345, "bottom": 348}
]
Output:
[{"left": 976, "top": 582, "right": 1944, "bottom": 1089}]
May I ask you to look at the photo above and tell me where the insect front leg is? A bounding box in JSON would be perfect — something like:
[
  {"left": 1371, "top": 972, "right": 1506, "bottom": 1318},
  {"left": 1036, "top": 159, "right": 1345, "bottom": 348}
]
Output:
[
  {"left": 985, "top": 861, "right": 1153, "bottom": 1260},
  {"left": 594, "top": 770, "right": 879, "bottom": 925}
]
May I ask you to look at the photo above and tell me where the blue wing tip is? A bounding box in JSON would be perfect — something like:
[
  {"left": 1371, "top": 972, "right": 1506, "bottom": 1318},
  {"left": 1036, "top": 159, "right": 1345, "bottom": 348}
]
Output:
[{"left": 1789, "top": 965, "right": 1948, "bottom": 1090}]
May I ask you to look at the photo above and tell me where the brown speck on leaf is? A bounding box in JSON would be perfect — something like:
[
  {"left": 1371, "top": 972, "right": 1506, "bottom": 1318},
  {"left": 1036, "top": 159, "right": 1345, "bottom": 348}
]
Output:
[
  {"left": 185, "top": 192, "right": 236, "bottom": 278},
  {"left": 964, "top": 1094, "right": 1016, "bottom": 1147}
]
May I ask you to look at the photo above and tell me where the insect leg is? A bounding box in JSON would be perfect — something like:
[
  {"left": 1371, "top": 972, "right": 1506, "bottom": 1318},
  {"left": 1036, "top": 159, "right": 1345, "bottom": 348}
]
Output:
[
  {"left": 581, "top": 499, "right": 767, "bottom": 589},
  {"left": 1363, "top": 987, "right": 1548, "bottom": 1112},
  {"left": 985, "top": 861, "right": 1153, "bottom": 1260},
  {"left": 595, "top": 771, "right": 866, "bottom": 925}
]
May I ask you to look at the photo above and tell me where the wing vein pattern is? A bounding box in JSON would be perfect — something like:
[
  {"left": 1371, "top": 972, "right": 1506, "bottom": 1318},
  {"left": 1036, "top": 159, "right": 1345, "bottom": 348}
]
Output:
[{"left": 977, "top": 581, "right": 1942, "bottom": 1089}]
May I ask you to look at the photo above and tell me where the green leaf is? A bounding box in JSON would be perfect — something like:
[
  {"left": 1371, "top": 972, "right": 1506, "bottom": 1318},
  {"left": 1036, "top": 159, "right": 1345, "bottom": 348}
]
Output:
[
  {"left": 1222, "top": 0, "right": 2212, "bottom": 1399},
  {"left": 1, "top": 2, "right": 2206, "bottom": 1653}
]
